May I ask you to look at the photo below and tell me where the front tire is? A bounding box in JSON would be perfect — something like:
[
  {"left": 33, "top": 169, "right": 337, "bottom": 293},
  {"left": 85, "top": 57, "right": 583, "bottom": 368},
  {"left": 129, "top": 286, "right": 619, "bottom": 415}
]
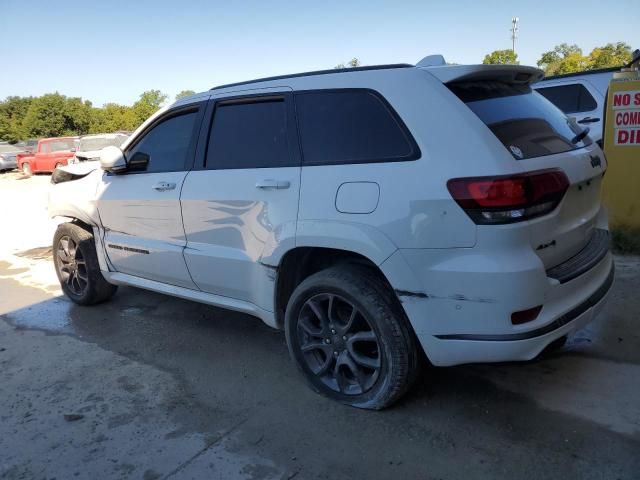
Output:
[
  {"left": 53, "top": 223, "right": 117, "bottom": 305},
  {"left": 285, "top": 265, "right": 420, "bottom": 410},
  {"left": 22, "top": 163, "right": 32, "bottom": 177}
]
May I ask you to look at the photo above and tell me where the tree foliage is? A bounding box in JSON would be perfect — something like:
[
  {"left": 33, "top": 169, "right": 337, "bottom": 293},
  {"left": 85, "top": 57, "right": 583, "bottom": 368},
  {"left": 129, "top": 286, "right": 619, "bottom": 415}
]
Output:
[
  {"left": 131, "top": 90, "right": 168, "bottom": 126},
  {"left": 537, "top": 42, "right": 632, "bottom": 75},
  {"left": 335, "top": 58, "right": 361, "bottom": 69},
  {"left": 0, "top": 90, "right": 168, "bottom": 142},
  {"left": 589, "top": 42, "right": 634, "bottom": 69},
  {"left": 21, "top": 93, "right": 92, "bottom": 138},
  {"left": 483, "top": 49, "right": 519, "bottom": 65},
  {"left": 0, "top": 96, "right": 33, "bottom": 142},
  {"left": 175, "top": 90, "right": 196, "bottom": 101}
]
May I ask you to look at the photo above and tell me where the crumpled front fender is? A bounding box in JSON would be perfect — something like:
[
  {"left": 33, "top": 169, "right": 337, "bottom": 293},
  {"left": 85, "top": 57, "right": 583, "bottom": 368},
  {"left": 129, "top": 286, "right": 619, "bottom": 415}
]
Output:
[{"left": 48, "top": 168, "right": 103, "bottom": 227}]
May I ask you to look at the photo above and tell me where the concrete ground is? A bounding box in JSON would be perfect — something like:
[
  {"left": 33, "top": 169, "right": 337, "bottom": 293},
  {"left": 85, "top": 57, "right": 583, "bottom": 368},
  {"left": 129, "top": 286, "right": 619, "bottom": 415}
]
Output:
[{"left": 0, "top": 170, "right": 639, "bottom": 480}]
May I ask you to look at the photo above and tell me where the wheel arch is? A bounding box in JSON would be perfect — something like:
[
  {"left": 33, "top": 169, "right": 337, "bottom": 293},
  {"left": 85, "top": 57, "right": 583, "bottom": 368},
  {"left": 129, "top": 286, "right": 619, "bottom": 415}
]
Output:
[{"left": 273, "top": 246, "right": 398, "bottom": 330}]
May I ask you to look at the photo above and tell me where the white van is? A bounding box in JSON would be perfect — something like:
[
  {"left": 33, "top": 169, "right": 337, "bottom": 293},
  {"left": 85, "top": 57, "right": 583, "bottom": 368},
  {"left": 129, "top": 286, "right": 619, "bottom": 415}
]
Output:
[{"left": 533, "top": 68, "right": 617, "bottom": 145}]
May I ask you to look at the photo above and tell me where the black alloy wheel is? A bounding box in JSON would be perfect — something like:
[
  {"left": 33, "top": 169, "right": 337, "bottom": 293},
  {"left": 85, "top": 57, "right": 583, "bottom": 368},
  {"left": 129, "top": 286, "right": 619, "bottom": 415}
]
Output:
[
  {"left": 56, "top": 235, "right": 89, "bottom": 296},
  {"left": 296, "top": 293, "right": 382, "bottom": 395}
]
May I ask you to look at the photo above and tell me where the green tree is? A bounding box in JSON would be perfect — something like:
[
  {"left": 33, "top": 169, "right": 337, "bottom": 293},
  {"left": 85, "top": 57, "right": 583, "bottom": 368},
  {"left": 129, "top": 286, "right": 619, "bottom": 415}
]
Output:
[
  {"left": 89, "top": 103, "right": 137, "bottom": 134},
  {"left": 537, "top": 43, "right": 587, "bottom": 75},
  {"left": 537, "top": 42, "right": 632, "bottom": 75},
  {"left": 21, "top": 93, "right": 92, "bottom": 138},
  {"left": 131, "top": 90, "right": 168, "bottom": 126},
  {"left": 175, "top": 90, "right": 196, "bottom": 101},
  {"left": 537, "top": 43, "right": 586, "bottom": 75},
  {"left": 538, "top": 43, "right": 581, "bottom": 67},
  {"left": 588, "top": 42, "right": 632, "bottom": 69},
  {"left": 0, "top": 96, "right": 33, "bottom": 142},
  {"left": 335, "top": 58, "right": 361, "bottom": 69},
  {"left": 483, "top": 49, "right": 519, "bottom": 65}
]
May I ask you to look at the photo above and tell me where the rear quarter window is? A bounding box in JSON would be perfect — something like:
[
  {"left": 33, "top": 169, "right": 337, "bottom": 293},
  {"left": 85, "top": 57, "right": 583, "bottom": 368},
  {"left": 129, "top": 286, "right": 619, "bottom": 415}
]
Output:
[
  {"left": 294, "top": 89, "right": 419, "bottom": 165},
  {"left": 449, "top": 81, "right": 592, "bottom": 160}
]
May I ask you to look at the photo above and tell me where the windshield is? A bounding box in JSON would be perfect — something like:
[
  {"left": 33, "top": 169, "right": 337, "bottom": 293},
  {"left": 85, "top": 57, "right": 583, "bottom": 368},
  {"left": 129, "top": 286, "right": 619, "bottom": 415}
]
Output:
[
  {"left": 449, "top": 81, "right": 592, "bottom": 160},
  {"left": 49, "top": 140, "right": 76, "bottom": 152},
  {"left": 78, "top": 136, "right": 126, "bottom": 152}
]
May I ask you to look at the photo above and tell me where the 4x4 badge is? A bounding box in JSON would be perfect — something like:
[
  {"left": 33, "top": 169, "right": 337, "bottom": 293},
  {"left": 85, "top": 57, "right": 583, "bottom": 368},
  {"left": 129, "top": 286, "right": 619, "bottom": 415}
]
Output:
[{"left": 590, "top": 154, "right": 602, "bottom": 168}]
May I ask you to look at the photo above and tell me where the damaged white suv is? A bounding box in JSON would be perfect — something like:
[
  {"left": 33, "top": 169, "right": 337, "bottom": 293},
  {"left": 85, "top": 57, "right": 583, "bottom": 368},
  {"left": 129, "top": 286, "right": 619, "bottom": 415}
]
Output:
[{"left": 49, "top": 58, "right": 613, "bottom": 409}]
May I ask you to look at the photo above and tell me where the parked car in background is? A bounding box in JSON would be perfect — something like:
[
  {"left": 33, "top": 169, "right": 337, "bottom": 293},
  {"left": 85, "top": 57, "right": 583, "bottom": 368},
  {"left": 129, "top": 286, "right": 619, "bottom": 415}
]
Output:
[
  {"left": 17, "top": 137, "right": 77, "bottom": 176},
  {"left": 14, "top": 139, "right": 39, "bottom": 154},
  {"left": 533, "top": 67, "right": 617, "bottom": 146},
  {"left": 70, "top": 133, "right": 129, "bottom": 164},
  {"left": 0, "top": 144, "right": 21, "bottom": 172},
  {"left": 48, "top": 60, "right": 612, "bottom": 409}
]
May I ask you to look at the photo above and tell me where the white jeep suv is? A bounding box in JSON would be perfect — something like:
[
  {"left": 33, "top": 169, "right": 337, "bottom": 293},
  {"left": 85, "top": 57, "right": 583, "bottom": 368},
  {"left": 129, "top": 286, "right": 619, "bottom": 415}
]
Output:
[{"left": 49, "top": 59, "right": 613, "bottom": 409}]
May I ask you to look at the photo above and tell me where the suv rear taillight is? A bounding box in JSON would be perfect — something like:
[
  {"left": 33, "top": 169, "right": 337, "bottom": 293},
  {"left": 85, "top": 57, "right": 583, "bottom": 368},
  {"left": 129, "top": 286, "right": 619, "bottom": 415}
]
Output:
[{"left": 447, "top": 169, "right": 569, "bottom": 225}]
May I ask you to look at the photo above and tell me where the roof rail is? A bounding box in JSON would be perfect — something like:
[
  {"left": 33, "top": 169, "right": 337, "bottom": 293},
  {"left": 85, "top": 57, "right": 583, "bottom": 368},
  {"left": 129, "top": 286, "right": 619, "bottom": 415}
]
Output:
[{"left": 210, "top": 64, "right": 413, "bottom": 90}]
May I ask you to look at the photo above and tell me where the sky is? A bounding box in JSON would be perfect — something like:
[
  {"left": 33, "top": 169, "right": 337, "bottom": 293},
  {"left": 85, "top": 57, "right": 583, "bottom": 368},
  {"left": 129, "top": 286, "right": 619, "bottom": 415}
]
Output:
[{"left": 1, "top": 0, "right": 638, "bottom": 106}]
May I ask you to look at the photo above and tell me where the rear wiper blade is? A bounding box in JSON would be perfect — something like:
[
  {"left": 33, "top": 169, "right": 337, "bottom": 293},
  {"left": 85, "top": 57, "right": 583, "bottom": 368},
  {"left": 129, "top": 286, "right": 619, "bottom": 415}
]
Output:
[{"left": 571, "top": 127, "right": 590, "bottom": 144}]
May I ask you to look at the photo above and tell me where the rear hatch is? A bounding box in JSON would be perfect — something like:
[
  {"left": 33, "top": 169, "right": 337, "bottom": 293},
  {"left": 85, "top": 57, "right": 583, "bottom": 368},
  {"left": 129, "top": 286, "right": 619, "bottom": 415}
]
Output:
[{"left": 435, "top": 66, "right": 606, "bottom": 270}]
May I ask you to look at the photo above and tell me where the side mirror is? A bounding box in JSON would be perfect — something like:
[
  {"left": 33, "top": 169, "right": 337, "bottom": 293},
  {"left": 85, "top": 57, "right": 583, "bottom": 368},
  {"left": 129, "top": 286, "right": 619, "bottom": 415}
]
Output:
[
  {"left": 127, "top": 151, "right": 150, "bottom": 171},
  {"left": 100, "top": 146, "right": 127, "bottom": 173}
]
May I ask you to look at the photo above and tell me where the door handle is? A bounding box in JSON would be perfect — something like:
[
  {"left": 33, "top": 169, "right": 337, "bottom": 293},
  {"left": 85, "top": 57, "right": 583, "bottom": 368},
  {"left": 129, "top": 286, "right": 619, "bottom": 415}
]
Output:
[
  {"left": 152, "top": 182, "right": 176, "bottom": 191},
  {"left": 255, "top": 179, "right": 290, "bottom": 190},
  {"left": 577, "top": 117, "right": 600, "bottom": 124}
]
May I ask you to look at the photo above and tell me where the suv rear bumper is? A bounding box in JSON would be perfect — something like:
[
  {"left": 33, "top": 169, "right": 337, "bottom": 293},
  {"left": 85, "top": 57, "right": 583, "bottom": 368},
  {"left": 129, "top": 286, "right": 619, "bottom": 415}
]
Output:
[
  {"left": 434, "top": 262, "right": 613, "bottom": 342},
  {"left": 381, "top": 241, "right": 614, "bottom": 366}
]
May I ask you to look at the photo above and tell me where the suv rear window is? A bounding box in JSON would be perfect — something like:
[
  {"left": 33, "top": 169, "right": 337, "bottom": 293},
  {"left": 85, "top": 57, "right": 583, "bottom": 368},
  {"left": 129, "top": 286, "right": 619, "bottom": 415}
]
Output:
[
  {"left": 449, "top": 81, "right": 592, "bottom": 160},
  {"left": 295, "top": 90, "right": 419, "bottom": 165},
  {"left": 535, "top": 84, "right": 597, "bottom": 114}
]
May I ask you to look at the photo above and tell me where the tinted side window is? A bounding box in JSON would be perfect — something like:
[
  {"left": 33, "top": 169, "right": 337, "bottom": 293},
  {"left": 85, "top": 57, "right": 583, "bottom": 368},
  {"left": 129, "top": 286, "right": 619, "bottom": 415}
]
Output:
[
  {"left": 206, "top": 99, "right": 290, "bottom": 169},
  {"left": 126, "top": 110, "right": 198, "bottom": 173},
  {"left": 577, "top": 85, "right": 598, "bottom": 112},
  {"left": 40, "top": 143, "right": 50, "bottom": 154},
  {"left": 295, "top": 90, "right": 418, "bottom": 165},
  {"left": 536, "top": 84, "right": 597, "bottom": 114}
]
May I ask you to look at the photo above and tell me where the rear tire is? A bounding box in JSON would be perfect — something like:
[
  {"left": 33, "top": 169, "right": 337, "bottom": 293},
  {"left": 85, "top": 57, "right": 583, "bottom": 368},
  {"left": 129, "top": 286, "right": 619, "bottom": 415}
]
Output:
[
  {"left": 53, "top": 223, "right": 117, "bottom": 305},
  {"left": 285, "top": 264, "right": 421, "bottom": 410},
  {"left": 22, "top": 163, "right": 32, "bottom": 177}
]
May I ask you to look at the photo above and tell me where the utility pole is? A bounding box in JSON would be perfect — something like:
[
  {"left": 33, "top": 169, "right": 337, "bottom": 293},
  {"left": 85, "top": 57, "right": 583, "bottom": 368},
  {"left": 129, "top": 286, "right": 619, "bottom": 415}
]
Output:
[{"left": 511, "top": 17, "right": 519, "bottom": 54}]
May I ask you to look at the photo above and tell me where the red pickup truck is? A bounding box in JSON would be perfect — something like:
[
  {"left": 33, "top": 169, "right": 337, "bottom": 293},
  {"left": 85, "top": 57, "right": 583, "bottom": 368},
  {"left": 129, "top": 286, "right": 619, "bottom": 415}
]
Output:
[{"left": 17, "top": 137, "right": 78, "bottom": 176}]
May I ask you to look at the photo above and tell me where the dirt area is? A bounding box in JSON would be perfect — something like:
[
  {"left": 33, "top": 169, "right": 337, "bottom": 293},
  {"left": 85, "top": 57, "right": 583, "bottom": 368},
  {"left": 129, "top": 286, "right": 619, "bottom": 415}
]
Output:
[{"left": 0, "top": 171, "right": 639, "bottom": 479}]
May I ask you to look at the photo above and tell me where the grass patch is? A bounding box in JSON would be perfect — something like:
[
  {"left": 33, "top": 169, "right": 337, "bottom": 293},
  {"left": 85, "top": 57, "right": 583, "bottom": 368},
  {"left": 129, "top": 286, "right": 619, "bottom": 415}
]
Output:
[{"left": 611, "top": 225, "right": 640, "bottom": 255}]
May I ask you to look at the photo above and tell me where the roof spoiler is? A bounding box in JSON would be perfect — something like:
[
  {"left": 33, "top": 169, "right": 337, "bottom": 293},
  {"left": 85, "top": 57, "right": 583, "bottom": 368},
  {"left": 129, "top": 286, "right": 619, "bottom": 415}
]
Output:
[{"left": 420, "top": 64, "right": 544, "bottom": 85}]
